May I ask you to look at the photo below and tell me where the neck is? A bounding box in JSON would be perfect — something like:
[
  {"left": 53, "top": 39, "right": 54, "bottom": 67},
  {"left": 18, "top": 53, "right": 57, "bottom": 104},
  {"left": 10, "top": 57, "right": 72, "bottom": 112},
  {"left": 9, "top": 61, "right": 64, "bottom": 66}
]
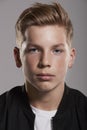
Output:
[{"left": 25, "top": 81, "right": 65, "bottom": 111}]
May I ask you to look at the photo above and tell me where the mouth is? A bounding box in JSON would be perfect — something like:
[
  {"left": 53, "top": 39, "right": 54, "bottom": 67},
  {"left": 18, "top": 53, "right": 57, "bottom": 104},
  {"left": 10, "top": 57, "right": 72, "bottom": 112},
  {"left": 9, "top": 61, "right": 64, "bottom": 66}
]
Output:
[{"left": 36, "top": 73, "right": 55, "bottom": 81}]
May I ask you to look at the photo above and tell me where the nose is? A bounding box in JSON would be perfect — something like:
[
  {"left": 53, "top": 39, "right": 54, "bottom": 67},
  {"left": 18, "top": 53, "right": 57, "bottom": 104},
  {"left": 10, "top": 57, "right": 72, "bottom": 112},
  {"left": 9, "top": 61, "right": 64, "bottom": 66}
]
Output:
[{"left": 38, "top": 51, "right": 51, "bottom": 68}]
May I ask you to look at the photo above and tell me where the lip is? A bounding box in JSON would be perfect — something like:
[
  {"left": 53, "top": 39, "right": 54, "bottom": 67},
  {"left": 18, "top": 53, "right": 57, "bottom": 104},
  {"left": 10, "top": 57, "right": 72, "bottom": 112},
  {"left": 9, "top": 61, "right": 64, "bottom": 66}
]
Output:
[{"left": 36, "top": 73, "right": 55, "bottom": 81}]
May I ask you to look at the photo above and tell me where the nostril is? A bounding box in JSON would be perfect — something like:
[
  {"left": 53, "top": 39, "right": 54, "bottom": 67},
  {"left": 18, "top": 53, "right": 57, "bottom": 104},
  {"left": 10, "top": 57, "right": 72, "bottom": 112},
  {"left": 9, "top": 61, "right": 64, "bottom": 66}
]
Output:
[{"left": 38, "top": 62, "right": 50, "bottom": 68}]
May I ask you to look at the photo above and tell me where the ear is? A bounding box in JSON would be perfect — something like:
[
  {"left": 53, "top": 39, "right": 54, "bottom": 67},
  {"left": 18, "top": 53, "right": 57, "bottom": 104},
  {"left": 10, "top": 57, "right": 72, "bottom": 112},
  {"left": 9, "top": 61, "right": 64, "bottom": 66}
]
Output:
[
  {"left": 68, "top": 48, "right": 76, "bottom": 68},
  {"left": 13, "top": 47, "right": 22, "bottom": 68}
]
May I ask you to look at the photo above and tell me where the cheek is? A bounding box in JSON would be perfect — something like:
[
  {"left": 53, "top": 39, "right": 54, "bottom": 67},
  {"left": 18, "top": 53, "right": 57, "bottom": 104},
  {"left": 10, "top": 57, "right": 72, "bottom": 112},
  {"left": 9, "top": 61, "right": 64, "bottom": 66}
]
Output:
[
  {"left": 54, "top": 56, "right": 69, "bottom": 72},
  {"left": 24, "top": 55, "right": 38, "bottom": 71}
]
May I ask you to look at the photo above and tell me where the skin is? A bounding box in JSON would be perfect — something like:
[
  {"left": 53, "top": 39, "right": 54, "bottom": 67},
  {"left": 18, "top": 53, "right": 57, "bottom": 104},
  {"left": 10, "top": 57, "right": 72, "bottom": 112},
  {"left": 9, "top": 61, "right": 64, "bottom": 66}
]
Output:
[{"left": 14, "top": 25, "right": 76, "bottom": 110}]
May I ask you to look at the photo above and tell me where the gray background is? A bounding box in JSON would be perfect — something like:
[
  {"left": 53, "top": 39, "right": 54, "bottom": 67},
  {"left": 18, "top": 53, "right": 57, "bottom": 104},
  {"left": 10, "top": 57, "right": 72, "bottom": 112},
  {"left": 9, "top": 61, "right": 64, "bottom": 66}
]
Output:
[{"left": 0, "top": 0, "right": 87, "bottom": 95}]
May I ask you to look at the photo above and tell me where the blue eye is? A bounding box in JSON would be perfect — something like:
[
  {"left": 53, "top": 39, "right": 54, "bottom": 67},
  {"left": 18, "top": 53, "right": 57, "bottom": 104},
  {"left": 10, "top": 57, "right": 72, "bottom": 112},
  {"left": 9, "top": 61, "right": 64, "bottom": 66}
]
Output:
[
  {"left": 53, "top": 49, "right": 63, "bottom": 54},
  {"left": 28, "top": 48, "right": 39, "bottom": 53}
]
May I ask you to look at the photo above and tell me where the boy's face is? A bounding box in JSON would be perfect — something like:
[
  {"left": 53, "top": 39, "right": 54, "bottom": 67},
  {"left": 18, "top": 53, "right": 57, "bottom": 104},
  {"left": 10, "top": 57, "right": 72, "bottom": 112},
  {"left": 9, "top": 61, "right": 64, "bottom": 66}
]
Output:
[{"left": 15, "top": 25, "right": 75, "bottom": 92}]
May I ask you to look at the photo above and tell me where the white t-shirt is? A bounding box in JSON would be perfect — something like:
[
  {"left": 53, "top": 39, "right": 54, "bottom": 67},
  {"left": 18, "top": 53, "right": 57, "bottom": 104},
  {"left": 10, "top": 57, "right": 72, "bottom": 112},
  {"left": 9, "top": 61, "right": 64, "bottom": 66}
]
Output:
[{"left": 31, "top": 105, "right": 57, "bottom": 130}]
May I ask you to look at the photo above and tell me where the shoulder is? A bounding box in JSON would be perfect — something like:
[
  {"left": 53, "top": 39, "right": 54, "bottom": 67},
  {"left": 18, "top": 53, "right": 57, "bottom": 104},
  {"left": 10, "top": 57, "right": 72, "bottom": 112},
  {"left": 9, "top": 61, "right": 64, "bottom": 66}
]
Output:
[
  {"left": 66, "top": 85, "right": 87, "bottom": 114},
  {"left": 0, "top": 86, "right": 24, "bottom": 120},
  {"left": 0, "top": 85, "right": 24, "bottom": 102},
  {"left": 68, "top": 86, "right": 87, "bottom": 103}
]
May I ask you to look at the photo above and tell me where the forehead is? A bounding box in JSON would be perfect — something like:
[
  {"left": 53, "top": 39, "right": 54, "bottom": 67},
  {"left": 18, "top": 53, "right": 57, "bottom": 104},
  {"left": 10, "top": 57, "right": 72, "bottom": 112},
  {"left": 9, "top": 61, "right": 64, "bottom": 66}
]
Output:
[{"left": 24, "top": 25, "right": 67, "bottom": 47}]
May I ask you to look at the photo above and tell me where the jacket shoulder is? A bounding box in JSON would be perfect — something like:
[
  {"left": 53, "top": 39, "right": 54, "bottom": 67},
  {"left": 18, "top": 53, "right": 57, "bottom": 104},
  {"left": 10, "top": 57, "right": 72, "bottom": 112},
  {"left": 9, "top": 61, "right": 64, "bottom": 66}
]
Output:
[
  {"left": 0, "top": 86, "right": 24, "bottom": 121},
  {"left": 68, "top": 87, "right": 87, "bottom": 115},
  {"left": 68, "top": 87, "right": 87, "bottom": 103}
]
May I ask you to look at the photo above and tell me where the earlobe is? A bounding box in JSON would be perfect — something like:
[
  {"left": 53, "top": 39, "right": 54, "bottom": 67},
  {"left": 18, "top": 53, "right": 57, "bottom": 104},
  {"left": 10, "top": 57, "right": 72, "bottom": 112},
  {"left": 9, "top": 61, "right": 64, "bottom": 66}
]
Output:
[
  {"left": 68, "top": 48, "right": 76, "bottom": 68},
  {"left": 13, "top": 47, "right": 22, "bottom": 68}
]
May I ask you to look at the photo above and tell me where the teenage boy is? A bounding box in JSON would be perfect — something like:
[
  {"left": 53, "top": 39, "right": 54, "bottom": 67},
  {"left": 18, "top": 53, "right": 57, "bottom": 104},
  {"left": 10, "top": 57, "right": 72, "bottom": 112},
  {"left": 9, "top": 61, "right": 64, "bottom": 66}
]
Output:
[{"left": 0, "top": 2, "right": 87, "bottom": 130}]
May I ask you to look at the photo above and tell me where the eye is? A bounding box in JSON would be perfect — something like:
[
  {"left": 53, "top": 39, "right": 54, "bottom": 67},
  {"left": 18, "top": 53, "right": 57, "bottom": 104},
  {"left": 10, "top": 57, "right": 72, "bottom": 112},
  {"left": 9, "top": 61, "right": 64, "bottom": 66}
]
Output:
[
  {"left": 53, "top": 49, "right": 63, "bottom": 54},
  {"left": 28, "top": 47, "right": 39, "bottom": 53}
]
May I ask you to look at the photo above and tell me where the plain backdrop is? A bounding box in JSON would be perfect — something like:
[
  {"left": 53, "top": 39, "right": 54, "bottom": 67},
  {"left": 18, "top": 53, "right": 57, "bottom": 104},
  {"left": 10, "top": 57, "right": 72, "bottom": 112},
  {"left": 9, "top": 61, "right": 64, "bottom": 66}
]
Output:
[{"left": 0, "top": 0, "right": 87, "bottom": 95}]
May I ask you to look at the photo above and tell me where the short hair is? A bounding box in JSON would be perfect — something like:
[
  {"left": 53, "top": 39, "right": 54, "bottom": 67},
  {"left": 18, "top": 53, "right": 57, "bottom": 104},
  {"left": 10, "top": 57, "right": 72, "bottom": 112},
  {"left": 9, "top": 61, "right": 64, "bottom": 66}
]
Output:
[{"left": 15, "top": 2, "right": 73, "bottom": 48}]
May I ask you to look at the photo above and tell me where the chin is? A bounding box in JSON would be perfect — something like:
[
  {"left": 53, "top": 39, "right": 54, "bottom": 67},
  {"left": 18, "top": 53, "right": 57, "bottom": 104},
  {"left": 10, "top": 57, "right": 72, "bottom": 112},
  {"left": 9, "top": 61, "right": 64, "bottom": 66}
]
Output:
[{"left": 34, "top": 83, "right": 56, "bottom": 93}]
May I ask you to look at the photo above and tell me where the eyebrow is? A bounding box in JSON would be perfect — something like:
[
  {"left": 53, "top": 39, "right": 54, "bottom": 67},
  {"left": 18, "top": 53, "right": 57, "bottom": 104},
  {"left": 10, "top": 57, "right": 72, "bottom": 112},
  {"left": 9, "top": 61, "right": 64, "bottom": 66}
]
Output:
[
  {"left": 51, "top": 43, "right": 65, "bottom": 48},
  {"left": 27, "top": 42, "right": 65, "bottom": 48}
]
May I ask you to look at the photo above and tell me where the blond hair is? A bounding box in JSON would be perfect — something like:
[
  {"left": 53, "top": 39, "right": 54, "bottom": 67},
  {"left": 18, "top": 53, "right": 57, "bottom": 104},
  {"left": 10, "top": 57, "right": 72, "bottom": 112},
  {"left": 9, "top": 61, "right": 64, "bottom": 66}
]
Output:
[{"left": 15, "top": 2, "right": 73, "bottom": 48}]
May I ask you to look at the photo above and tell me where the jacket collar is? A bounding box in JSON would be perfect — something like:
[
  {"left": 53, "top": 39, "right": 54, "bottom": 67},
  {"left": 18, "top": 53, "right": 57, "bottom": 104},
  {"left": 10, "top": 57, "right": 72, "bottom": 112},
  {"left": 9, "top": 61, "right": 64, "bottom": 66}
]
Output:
[{"left": 19, "top": 83, "right": 72, "bottom": 119}]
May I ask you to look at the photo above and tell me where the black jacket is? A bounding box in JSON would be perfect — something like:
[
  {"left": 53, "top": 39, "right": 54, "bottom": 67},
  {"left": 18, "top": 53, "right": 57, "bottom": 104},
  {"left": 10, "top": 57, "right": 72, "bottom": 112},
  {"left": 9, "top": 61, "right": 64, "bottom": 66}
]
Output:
[{"left": 0, "top": 84, "right": 87, "bottom": 130}]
